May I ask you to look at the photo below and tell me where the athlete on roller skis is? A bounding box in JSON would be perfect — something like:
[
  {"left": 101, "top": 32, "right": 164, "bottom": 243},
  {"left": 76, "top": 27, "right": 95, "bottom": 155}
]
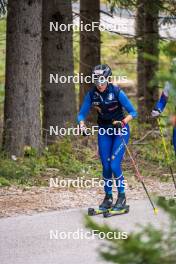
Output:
[{"left": 77, "top": 64, "right": 137, "bottom": 216}]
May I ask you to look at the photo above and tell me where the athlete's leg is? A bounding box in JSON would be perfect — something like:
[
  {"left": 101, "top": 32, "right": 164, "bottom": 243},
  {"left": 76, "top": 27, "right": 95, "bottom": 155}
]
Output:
[
  {"left": 98, "top": 130, "right": 113, "bottom": 194},
  {"left": 110, "top": 125, "right": 130, "bottom": 194}
]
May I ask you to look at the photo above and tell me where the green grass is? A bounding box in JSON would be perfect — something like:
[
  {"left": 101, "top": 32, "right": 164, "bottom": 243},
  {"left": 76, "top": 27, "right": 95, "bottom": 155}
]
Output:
[{"left": 0, "top": 136, "right": 102, "bottom": 186}]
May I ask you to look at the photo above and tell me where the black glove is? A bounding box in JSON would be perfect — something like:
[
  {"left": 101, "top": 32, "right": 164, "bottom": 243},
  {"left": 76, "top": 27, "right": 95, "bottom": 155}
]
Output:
[{"left": 112, "top": 120, "right": 126, "bottom": 129}]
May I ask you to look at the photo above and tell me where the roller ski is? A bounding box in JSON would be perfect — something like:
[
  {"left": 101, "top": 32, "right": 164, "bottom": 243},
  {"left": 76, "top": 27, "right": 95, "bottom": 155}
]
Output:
[
  {"left": 103, "top": 193, "right": 130, "bottom": 218},
  {"left": 88, "top": 194, "right": 113, "bottom": 216}
]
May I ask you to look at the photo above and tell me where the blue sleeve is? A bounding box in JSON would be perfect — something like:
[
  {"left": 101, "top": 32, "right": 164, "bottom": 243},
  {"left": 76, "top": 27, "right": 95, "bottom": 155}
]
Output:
[
  {"left": 155, "top": 82, "right": 170, "bottom": 112},
  {"left": 77, "top": 92, "right": 92, "bottom": 123},
  {"left": 118, "top": 90, "right": 138, "bottom": 118},
  {"left": 155, "top": 92, "right": 168, "bottom": 113}
]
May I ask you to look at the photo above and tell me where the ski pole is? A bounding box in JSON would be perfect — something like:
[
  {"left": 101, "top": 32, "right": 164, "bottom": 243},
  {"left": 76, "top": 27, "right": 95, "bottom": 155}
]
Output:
[
  {"left": 157, "top": 118, "right": 176, "bottom": 192},
  {"left": 120, "top": 134, "right": 158, "bottom": 214}
]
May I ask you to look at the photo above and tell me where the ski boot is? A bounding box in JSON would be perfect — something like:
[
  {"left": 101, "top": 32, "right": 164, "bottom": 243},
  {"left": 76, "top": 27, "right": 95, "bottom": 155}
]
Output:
[
  {"left": 88, "top": 194, "right": 113, "bottom": 216},
  {"left": 103, "top": 193, "right": 129, "bottom": 217},
  {"left": 113, "top": 193, "right": 126, "bottom": 210}
]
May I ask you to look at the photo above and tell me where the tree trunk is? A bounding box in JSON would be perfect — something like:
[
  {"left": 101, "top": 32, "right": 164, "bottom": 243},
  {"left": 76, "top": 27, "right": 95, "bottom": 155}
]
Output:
[
  {"left": 136, "top": 0, "right": 146, "bottom": 122},
  {"left": 3, "top": 0, "right": 42, "bottom": 157},
  {"left": 143, "top": 1, "right": 159, "bottom": 118},
  {"left": 79, "top": 0, "right": 100, "bottom": 122},
  {"left": 136, "top": 0, "right": 159, "bottom": 123},
  {"left": 42, "top": 0, "right": 76, "bottom": 144}
]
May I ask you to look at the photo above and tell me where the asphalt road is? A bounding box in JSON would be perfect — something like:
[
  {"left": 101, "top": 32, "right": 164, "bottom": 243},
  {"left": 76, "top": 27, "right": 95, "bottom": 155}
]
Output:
[{"left": 0, "top": 200, "right": 169, "bottom": 264}]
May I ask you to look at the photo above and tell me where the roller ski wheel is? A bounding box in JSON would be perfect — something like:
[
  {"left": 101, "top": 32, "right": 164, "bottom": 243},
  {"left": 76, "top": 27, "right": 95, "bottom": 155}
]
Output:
[
  {"left": 103, "top": 205, "right": 130, "bottom": 218},
  {"left": 88, "top": 207, "right": 111, "bottom": 216}
]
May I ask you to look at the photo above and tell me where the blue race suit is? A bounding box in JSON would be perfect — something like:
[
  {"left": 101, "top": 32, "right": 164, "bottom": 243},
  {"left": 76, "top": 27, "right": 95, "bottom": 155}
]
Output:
[
  {"left": 77, "top": 83, "right": 137, "bottom": 195},
  {"left": 154, "top": 81, "right": 176, "bottom": 154}
]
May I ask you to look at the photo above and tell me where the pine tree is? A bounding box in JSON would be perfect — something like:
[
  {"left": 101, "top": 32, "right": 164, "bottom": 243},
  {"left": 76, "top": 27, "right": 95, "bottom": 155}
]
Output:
[
  {"left": 42, "top": 0, "right": 76, "bottom": 144},
  {"left": 79, "top": 0, "right": 100, "bottom": 112},
  {"left": 3, "top": 0, "right": 42, "bottom": 156}
]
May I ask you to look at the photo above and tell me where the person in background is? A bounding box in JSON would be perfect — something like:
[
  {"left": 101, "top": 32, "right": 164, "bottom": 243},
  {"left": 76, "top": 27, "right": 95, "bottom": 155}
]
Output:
[{"left": 151, "top": 58, "right": 176, "bottom": 155}]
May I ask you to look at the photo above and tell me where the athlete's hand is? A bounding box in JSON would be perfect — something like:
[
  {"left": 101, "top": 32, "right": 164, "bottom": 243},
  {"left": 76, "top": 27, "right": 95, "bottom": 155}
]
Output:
[
  {"left": 151, "top": 109, "right": 161, "bottom": 118},
  {"left": 112, "top": 120, "right": 126, "bottom": 129}
]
